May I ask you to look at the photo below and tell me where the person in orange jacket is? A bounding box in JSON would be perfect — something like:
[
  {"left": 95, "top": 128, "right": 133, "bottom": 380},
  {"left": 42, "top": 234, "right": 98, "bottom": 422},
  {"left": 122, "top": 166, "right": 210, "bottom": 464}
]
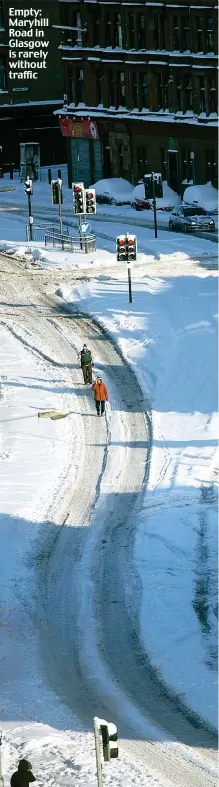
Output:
[{"left": 92, "top": 377, "right": 108, "bottom": 416}]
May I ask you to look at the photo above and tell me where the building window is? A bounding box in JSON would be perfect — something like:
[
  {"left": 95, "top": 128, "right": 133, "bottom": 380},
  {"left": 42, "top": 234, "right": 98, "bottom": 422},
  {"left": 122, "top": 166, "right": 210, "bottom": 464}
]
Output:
[
  {"left": 96, "top": 67, "right": 104, "bottom": 105},
  {"left": 75, "top": 68, "right": 85, "bottom": 103},
  {"left": 206, "top": 18, "right": 214, "bottom": 52},
  {"left": 185, "top": 76, "right": 193, "bottom": 110},
  {"left": 196, "top": 17, "right": 203, "bottom": 51},
  {"left": 181, "top": 147, "right": 193, "bottom": 181},
  {"left": 160, "top": 149, "right": 167, "bottom": 180},
  {"left": 117, "top": 71, "right": 126, "bottom": 106},
  {"left": 136, "top": 147, "right": 148, "bottom": 180},
  {"left": 154, "top": 14, "right": 164, "bottom": 49},
  {"left": 131, "top": 71, "right": 138, "bottom": 106},
  {"left": 182, "top": 16, "right": 190, "bottom": 51},
  {"left": 0, "top": 2, "right": 3, "bottom": 28},
  {"left": 93, "top": 10, "right": 100, "bottom": 47},
  {"left": 205, "top": 149, "right": 217, "bottom": 182},
  {"left": 115, "top": 13, "right": 123, "bottom": 47},
  {"left": 105, "top": 14, "right": 112, "bottom": 47},
  {"left": 129, "top": 15, "right": 135, "bottom": 48},
  {"left": 199, "top": 77, "right": 206, "bottom": 113},
  {"left": 138, "top": 14, "right": 146, "bottom": 49},
  {"left": 157, "top": 73, "right": 168, "bottom": 109},
  {"left": 0, "top": 57, "right": 6, "bottom": 90},
  {"left": 108, "top": 69, "right": 115, "bottom": 105},
  {"left": 209, "top": 77, "right": 217, "bottom": 113},
  {"left": 69, "top": 73, "right": 75, "bottom": 104},
  {"left": 173, "top": 16, "right": 180, "bottom": 49},
  {"left": 139, "top": 73, "right": 148, "bottom": 109},
  {"left": 176, "top": 75, "right": 182, "bottom": 110}
]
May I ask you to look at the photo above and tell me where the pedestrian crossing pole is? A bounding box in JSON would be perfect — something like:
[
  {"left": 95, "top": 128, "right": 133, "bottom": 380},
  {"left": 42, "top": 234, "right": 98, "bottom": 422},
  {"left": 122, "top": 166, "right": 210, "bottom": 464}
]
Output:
[{"left": 127, "top": 264, "right": 132, "bottom": 303}]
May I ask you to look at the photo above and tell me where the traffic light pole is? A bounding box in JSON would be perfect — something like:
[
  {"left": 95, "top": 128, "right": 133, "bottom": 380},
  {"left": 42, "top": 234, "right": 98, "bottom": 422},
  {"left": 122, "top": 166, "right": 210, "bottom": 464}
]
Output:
[
  {"left": 93, "top": 718, "right": 103, "bottom": 787},
  {"left": 78, "top": 215, "right": 83, "bottom": 250},
  {"left": 27, "top": 192, "right": 33, "bottom": 241},
  {"left": 127, "top": 264, "right": 132, "bottom": 303},
  {"left": 152, "top": 172, "right": 158, "bottom": 239},
  {"left": 58, "top": 183, "right": 63, "bottom": 235}
]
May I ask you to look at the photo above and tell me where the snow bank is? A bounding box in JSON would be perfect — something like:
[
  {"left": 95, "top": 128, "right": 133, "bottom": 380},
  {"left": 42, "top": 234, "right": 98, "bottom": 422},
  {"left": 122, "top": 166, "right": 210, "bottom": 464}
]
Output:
[
  {"left": 89, "top": 177, "right": 133, "bottom": 203},
  {"left": 183, "top": 183, "right": 218, "bottom": 214}
]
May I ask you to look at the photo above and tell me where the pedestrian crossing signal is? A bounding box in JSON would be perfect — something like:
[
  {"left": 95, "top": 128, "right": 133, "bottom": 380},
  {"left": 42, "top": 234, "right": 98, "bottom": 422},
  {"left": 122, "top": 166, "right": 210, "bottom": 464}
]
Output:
[
  {"left": 25, "top": 177, "right": 33, "bottom": 196},
  {"left": 51, "top": 180, "right": 62, "bottom": 205},
  {"left": 100, "top": 722, "right": 118, "bottom": 761}
]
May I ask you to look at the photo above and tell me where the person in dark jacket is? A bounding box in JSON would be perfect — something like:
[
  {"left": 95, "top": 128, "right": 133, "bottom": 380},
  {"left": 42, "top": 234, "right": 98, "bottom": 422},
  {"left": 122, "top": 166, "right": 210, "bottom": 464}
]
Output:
[
  {"left": 11, "top": 760, "right": 36, "bottom": 787},
  {"left": 78, "top": 344, "right": 93, "bottom": 384},
  {"left": 92, "top": 377, "right": 108, "bottom": 416}
]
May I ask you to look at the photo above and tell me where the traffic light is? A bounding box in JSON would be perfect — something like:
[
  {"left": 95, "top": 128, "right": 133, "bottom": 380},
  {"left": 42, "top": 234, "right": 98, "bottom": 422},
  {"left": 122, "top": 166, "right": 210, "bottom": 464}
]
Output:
[
  {"left": 72, "top": 182, "right": 85, "bottom": 215},
  {"left": 85, "top": 188, "right": 96, "bottom": 214},
  {"left": 153, "top": 173, "right": 163, "bottom": 198},
  {"left": 116, "top": 234, "right": 127, "bottom": 261},
  {"left": 143, "top": 174, "right": 153, "bottom": 200},
  {"left": 126, "top": 233, "right": 137, "bottom": 262},
  {"left": 100, "top": 722, "right": 118, "bottom": 762},
  {"left": 25, "top": 177, "right": 33, "bottom": 196},
  {"left": 51, "top": 180, "right": 60, "bottom": 205}
]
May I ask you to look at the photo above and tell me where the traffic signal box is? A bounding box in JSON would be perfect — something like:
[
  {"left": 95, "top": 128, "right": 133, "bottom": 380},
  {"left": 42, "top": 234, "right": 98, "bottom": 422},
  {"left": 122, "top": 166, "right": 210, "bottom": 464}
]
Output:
[
  {"left": 116, "top": 233, "right": 137, "bottom": 262},
  {"left": 51, "top": 179, "right": 63, "bottom": 205},
  {"left": 85, "top": 188, "right": 96, "bottom": 214},
  {"left": 25, "top": 178, "right": 33, "bottom": 196},
  {"left": 143, "top": 173, "right": 163, "bottom": 200},
  {"left": 100, "top": 722, "right": 118, "bottom": 762},
  {"left": 72, "top": 182, "right": 85, "bottom": 215}
]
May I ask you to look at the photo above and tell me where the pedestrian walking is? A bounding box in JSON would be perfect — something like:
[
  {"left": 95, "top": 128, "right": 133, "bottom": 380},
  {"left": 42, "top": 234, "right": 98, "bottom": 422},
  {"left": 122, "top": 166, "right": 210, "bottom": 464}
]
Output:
[
  {"left": 78, "top": 344, "right": 93, "bottom": 384},
  {"left": 92, "top": 377, "right": 108, "bottom": 416},
  {"left": 11, "top": 760, "right": 36, "bottom": 787}
]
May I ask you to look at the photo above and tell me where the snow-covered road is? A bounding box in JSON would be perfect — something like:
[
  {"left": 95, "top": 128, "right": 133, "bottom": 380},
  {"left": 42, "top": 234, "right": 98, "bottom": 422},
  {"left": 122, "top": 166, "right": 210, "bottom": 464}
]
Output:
[{"left": 0, "top": 253, "right": 217, "bottom": 787}]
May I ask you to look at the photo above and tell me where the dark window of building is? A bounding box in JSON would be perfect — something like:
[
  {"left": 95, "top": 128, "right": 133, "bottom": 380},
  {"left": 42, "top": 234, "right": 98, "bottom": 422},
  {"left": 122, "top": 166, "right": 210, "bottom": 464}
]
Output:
[
  {"left": 173, "top": 16, "right": 180, "bottom": 49},
  {"left": 96, "top": 67, "right": 104, "bottom": 105},
  {"left": 136, "top": 146, "right": 148, "bottom": 180},
  {"left": 157, "top": 73, "right": 168, "bottom": 109},
  {"left": 129, "top": 15, "right": 136, "bottom": 48},
  {"left": 69, "top": 73, "right": 75, "bottom": 103},
  {"left": 206, "top": 18, "right": 214, "bottom": 52},
  {"left": 118, "top": 144, "right": 124, "bottom": 173},
  {"left": 0, "top": 57, "right": 6, "bottom": 90},
  {"left": 108, "top": 69, "right": 115, "bottom": 105},
  {"left": 196, "top": 17, "right": 203, "bottom": 51},
  {"left": 118, "top": 71, "right": 126, "bottom": 106},
  {"left": 60, "top": 4, "right": 70, "bottom": 26},
  {"left": 154, "top": 14, "right": 164, "bottom": 49},
  {"left": 105, "top": 14, "right": 112, "bottom": 47},
  {"left": 138, "top": 14, "right": 146, "bottom": 49},
  {"left": 205, "top": 149, "right": 217, "bottom": 182},
  {"left": 160, "top": 149, "right": 167, "bottom": 180},
  {"left": 199, "top": 76, "right": 206, "bottom": 112},
  {"left": 0, "top": 2, "right": 4, "bottom": 28},
  {"left": 176, "top": 75, "right": 182, "bottom": 110},
  {"left": 131, "top": 71, "right": 138, "bottom": 106},
  {"left": 75, "top": 68, "right": 85, "bottom": 103},
  {"left": 93, "top": 10, "right": 100, "bottom": 47},
  {"left": 185, "top": 76, "right": 193, "bottom": 110},
  {"left": 181, "top": 147, "right": 193, "bottom": 180},
  {"left": 116, "top": 13, "right": 123, "bottom": 47},
  {"left": 209, "top": 77, "right": 217, "bottom": 113},
  {"left": 139, "top": 73, "right": 148, "bottom": 109},
  {"left": 182, "top": 16, "right": 190, "bottom": 50}
]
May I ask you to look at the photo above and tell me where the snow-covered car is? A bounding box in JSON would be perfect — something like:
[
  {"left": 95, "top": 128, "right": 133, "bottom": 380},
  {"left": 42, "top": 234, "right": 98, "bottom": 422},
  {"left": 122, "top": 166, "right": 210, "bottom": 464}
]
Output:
[
  {"left": 89, "top": 177, "right": 133, "bottom": 206},
  {"left": 169, "top": 205, "right": 215, "bottom": 233}
]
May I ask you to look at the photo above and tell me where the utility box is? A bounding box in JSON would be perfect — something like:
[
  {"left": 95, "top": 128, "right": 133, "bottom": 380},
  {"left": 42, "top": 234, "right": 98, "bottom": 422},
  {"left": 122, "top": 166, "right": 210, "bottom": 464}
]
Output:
[{"left": 20, "top": 143, "right": 40, "bottom": 182}]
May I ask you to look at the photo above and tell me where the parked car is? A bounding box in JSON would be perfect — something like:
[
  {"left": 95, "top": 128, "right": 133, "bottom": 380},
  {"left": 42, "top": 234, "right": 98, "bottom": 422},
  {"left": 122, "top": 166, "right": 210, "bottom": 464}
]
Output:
[
  {"left": 169, "top": 205, "right": 215, "bottom": 233},
  {"left": 131, "top": 198, "right": 151, "bottom": 211}
]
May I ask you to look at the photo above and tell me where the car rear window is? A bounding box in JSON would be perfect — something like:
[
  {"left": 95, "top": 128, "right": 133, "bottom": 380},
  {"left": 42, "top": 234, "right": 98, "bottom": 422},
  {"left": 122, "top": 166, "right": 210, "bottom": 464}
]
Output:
[{"left": 183, "top": 207, "right": 207, "bottom": 217}]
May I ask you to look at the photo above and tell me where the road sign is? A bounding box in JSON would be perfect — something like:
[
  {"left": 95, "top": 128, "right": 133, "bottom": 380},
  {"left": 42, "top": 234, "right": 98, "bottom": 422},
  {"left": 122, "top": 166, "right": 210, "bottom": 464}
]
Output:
[{"left": 80, "top": 222, "right": 91, "bottom": 234}]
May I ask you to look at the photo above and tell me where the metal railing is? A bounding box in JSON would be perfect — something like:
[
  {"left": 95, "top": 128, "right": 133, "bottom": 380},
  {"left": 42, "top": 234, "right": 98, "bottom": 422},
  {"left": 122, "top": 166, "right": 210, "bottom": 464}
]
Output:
[
  {"left": 26, "top": 224, "right": 69, "bottom": 242},
  {"left": 44, "top": 230, "right": 96, "bottom": 253}
]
